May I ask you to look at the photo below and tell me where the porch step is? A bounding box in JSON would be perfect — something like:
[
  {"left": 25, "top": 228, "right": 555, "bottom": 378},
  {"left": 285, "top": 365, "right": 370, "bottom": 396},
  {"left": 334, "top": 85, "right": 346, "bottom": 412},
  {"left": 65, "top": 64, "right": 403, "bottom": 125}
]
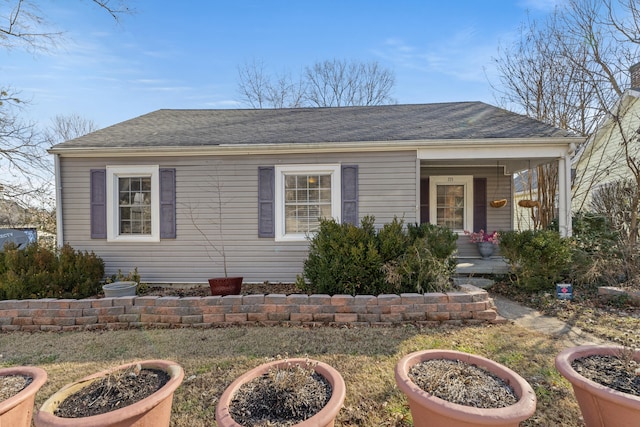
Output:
[
  {"left": 455, "top": 257, "right": 510, "bottom": 275},
  {"left": 453, "top": 276, "right": 495, "bottom": 289}
]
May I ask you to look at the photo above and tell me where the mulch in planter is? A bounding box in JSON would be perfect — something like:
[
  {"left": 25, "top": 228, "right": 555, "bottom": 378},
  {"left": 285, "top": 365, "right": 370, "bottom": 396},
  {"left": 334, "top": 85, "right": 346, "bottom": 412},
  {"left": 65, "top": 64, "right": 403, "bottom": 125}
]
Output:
[
  {"left": 54, "top": 367, "right": 170, "bottom": 418},
  {"left": 409, "top": 359, "right": 518, "bottom": 408},
  {"left": 229, "top": 363, "right": 332, "bottom": 427},
  {"left": 571, "top": 354, "right": 640, "bottom": 396},
  {"left": 0, "top": 375, "right": 32, "bottom": 401}
]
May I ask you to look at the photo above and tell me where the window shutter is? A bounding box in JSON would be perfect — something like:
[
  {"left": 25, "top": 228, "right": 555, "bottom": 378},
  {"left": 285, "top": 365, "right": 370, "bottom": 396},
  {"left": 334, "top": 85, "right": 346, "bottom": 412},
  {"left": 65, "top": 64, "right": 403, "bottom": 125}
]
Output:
[
  {"left": 90, "top": 169, "right": 107, "bottom": 239},
  {"left": 159, "top": 168, "right": 176, "bottom": 239},
  {"left": 341, "top": 165, "right": 358, "bottom": 225},
  {"left": 473, "top": 177, "right": 487, "bottom": 232},
  {"left": 420, "top": 178, "right": 430, "bottom": 223},
  {"left": 258, "top": 166, "right": 275, "bottom": 237}
]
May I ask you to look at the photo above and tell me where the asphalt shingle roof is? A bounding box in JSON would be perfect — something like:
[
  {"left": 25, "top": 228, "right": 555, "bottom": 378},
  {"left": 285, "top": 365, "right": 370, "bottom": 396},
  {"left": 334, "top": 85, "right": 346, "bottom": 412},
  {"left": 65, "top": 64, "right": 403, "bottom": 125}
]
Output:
[{"left": 53, "top": 102, "right": 574, "bottom": 149}]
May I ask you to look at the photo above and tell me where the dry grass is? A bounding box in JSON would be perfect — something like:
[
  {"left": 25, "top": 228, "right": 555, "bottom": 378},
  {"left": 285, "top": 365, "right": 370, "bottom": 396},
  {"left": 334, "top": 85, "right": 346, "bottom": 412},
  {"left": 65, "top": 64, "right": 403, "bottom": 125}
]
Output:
[{"left": 0, "top": 323, "right": 584, "bottom": 426}]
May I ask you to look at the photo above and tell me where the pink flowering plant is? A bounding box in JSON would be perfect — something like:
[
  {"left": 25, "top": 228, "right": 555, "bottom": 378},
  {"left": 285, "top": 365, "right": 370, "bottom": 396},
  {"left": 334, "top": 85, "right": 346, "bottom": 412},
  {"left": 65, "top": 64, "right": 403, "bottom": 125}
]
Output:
[{"left": 464, "top": 229, "right": 500, "bottom": 245}]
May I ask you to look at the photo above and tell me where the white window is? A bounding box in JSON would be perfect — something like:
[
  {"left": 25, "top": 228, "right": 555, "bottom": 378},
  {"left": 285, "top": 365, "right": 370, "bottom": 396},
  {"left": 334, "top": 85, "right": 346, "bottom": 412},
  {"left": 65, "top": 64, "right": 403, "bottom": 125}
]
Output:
[
  {"left": 106, "top": 165, "right": 160, "bottom": 242},
  {"left": 429, "top": 175, "right": 473, "bottom": 233},
  {"left": 275, "top": 165, "right": 341, "bottom": 241}
]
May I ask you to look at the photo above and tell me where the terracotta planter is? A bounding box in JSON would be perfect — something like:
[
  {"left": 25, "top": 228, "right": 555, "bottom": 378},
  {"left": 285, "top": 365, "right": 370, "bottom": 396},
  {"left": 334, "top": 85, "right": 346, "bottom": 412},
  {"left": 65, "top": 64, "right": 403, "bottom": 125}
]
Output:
[
  {"left": 34, "top": 359, "right": 184, "bottom": 427},
  {"left": 0, "top": 366, "right": 47, "bottom": 427},
  {"left": 555, "top": 345, "right": 640, "bottom": 427},
  {"left": 216, "top": 358, "right": 346, "bottom": 427},
  {"left": 395, "top": 350, "right": 536, "bottom": 427},
  {"left": 208, "top": 276, "right": 243, "bottom": 296}
]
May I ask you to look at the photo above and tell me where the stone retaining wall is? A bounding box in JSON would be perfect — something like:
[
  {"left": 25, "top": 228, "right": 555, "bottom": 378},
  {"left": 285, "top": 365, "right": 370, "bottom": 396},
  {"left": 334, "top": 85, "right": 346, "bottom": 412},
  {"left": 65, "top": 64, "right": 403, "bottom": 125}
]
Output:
[{"left": 0, "top": 284, "right": 504, "bottom": 332}]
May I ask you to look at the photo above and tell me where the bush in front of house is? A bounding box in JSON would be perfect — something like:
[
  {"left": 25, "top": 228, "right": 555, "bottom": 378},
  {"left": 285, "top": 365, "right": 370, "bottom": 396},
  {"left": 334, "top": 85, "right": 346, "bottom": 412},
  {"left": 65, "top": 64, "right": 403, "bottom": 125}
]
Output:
[
  {"left": 296, "top": 216, "right": 458, "bottom": 295},
  {"left": 0, "top": 242, "right": 104, "bottom": 299},
  {"left": 499, "top": 229, "right": 572, "bottom": 292},
  {"left": 552, "top": 212, "right": 632, "bottom": 289}
]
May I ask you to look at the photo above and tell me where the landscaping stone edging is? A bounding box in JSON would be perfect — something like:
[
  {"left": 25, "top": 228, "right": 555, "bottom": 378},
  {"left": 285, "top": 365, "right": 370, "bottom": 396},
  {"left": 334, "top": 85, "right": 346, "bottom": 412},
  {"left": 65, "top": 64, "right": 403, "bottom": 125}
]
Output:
[{"left": 0, "top": 285, "right": 505, "bottom": 332}]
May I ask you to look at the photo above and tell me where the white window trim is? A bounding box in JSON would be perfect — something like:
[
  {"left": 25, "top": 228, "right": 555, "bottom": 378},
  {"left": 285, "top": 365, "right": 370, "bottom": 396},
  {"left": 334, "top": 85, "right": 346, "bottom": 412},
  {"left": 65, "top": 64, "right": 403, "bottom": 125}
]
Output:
[
  {"left": 106, "top": 165, "right": 160, "bottom": 242},
  {"left": 275, "top": 164, "right": 341, "bottom": 242},
  {"left": 429, "top": 175, "right": 474, "bottom": 233}
]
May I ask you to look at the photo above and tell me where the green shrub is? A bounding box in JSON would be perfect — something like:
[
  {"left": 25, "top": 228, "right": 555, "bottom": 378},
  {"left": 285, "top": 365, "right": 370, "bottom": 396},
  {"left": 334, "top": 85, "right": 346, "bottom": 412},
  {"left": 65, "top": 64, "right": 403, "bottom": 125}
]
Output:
[
  {"left": 0, "top": 243, "right": 104, "bottom": 299},
  {"left": 296, "top": 216, "right": 386, "bottom": 295},
  {"left": 499, "top": 230, "right": 572, "bottom": 292},
  {"left": 297, "top": 216, "right": 457, "bottom": 295}
]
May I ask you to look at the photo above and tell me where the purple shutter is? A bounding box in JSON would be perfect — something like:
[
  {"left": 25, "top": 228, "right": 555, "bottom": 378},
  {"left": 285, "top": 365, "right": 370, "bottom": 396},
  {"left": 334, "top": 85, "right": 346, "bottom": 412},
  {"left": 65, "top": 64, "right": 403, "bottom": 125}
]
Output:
[
  {"left": 341, "top": 165, "right": 358, "bottom": 225},
  {"left": 159, "top": 168, "right": 176, "bottom": 238},
  {"left": 420, "top": 178, "right": 430, "bottom": 223},
  {"left": 258, "top": 166, "right": 275, "bottom": 237},
  {"left": 90, "top": 169, "right": 107, "bottom": 239},
  {"left": 473, "top": 177, "right": 487, "bottom": 232}
]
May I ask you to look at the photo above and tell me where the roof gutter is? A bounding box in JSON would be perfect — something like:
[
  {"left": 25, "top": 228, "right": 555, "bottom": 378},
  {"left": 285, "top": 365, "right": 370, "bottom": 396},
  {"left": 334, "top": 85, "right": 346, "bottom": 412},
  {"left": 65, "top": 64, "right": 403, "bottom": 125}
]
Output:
[{"left": 48, "top": 137, "right": 585, "bottom": 158}]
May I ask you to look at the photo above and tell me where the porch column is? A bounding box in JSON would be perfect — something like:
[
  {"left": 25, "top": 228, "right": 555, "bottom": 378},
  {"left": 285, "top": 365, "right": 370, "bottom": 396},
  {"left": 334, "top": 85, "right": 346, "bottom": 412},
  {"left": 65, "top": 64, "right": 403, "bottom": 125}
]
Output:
[{"left": 557, "top": 156, "right": 573, "bottom": 237}]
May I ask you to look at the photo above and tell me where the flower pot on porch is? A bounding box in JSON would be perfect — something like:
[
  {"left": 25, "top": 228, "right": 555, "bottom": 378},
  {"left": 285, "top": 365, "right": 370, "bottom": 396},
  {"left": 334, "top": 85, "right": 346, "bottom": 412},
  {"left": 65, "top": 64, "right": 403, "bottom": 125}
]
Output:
[
  {"left": 555, "top": 345, "right": 640, "bottom": 427},
  {"left": 208, "top": 276, "right": 243, "bottom": 296},
  {"left": 34, "top": 359, "right": 184, "bottom": 427},
  {"left": 395, "top": 349, "right": 536, "bottom": 427},
  {"left": 0, "top": 366, "right": 47, "bottom": 427},
  {"left": 476, "top": 241, "right": 496, "bottom": 259},
  {"left": 215, "top": 358, "right": 346, "bottom": 427}
]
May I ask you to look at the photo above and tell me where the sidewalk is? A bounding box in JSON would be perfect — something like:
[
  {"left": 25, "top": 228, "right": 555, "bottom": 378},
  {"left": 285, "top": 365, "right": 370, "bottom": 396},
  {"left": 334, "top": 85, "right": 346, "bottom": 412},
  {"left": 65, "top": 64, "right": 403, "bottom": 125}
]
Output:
[{"left": 491, "top": 295, "right": 610, "bottom": 347}]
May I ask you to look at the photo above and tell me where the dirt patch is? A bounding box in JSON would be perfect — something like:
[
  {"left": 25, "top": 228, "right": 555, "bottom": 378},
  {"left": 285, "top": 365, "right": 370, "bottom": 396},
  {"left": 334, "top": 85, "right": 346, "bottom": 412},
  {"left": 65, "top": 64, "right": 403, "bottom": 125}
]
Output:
[
  {"left": 54, "top": 366, "right": 169, "bottom": 418},
  {"left": 0, "top": 375, "right": 31, "bottom": 401},
  {"left": 408, "top": 359, "right": 518, "bottom": 408},
  {"left": 140, "top": 282, "right": 301, "bottom": 298},
  {"left": 571, "top": 355, "right": 640, "bottom": 397},
  {"left": 229, "top": 362, "right": 331, "bottom": 427}
]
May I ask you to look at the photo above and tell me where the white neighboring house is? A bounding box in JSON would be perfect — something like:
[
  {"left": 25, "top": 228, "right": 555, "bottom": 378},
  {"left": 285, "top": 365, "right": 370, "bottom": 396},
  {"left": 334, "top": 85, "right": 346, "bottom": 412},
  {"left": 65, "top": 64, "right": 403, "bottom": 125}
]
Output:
[{"left": 572, "top": 66, "right": 640, "bottom": 212}]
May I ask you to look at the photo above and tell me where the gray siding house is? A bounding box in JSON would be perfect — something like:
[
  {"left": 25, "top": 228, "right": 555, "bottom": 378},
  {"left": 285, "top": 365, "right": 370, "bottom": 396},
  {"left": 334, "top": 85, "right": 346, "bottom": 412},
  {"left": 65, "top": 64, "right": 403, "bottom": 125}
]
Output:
[{"left": 50, "top": 102, "right": 582, "bottom": 284}]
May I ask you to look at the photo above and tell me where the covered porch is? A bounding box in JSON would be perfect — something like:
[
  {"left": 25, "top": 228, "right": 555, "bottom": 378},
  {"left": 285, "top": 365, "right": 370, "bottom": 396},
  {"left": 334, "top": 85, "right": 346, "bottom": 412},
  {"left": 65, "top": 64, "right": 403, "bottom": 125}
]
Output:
[{"left": 416, "top": 138, "right": 578, "bottom": 241}]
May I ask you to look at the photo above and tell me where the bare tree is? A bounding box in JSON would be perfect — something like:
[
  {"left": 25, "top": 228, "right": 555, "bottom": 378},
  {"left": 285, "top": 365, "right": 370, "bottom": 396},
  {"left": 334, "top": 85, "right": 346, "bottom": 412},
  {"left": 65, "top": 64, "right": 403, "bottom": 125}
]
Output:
[
  {"left": 0, "top": 1, "right": 128, "bottom": 218},
  {"left": 493, "top": 0, "right": 640, "bottom": 251},
  {"left": 43, "top": 113, "right": 98, "bottom": 145},
  {"left": 0, "top": 0, "right": 131, "bottom": 52},
  {"left": 237, "top": 59, "right": 395, "bottom": 108},
  {"left": 237, "top": 59, "right": 305, "bottom": 109}
]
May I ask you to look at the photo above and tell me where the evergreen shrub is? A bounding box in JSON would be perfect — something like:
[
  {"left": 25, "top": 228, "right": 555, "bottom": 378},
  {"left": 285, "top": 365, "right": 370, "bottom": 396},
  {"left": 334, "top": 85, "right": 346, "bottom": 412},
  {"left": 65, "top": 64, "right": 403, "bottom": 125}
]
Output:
[
  {"left": 296, "top": 216, "right": 457, "bottom": 295},
  {"left": 0, "top": 242, "right": 104, "bottom": 299}
]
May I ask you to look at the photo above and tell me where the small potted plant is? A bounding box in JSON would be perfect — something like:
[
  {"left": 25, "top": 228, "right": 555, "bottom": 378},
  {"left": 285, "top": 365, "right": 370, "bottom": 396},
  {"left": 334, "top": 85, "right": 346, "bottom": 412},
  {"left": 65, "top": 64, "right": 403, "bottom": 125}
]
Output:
[
  {"left": 34, "top": 359, "right": 184, "bottom": 427},
  {"left": 215, "top": 358, "right": 346, "bottom": 427},
  {"left": 555, "top": 344, "right": 640, "bottom": 427},
  {"left": 395, "top": 349, "right": 536, "bottom": 427},
  {"left": 464, "top": 229, "right": 500, "bottom": 259},
  {"left": 0, "top": 366, "right": 47, "bottom": 427}
]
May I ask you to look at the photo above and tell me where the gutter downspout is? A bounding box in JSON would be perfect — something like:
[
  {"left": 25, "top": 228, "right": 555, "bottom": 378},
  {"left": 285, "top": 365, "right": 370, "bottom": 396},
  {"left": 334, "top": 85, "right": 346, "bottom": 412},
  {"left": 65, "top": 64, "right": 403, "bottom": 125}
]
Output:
[{"left": 54, "top": 154, "right": 63, "bottom": 247}]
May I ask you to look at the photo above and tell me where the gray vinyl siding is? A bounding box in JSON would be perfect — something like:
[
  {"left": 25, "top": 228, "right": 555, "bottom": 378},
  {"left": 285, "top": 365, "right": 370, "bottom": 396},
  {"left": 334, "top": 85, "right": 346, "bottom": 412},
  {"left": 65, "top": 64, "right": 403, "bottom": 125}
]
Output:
[
  {"left": 60, "top": 151, "right": 417, "bottom": 284},
  {"left": 420, "top": 166, "right": 512, "bottom": 258}
]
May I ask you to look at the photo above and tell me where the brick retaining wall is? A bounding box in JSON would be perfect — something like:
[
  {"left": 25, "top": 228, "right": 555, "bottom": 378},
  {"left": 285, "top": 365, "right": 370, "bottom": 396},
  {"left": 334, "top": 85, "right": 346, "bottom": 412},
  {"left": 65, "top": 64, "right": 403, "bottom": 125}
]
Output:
[{"left": 0, "top": 284, "right": 504, "bottom": 332}]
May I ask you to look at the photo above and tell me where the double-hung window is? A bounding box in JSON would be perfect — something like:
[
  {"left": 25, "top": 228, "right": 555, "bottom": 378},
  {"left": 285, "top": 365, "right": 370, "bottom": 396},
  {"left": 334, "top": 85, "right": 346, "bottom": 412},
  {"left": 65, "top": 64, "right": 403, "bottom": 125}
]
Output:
[
  {"left": 106, "top": 165, "right": 160, "bottom": 242},
  {"left": 275, "top": 165, "right": 341, "bottom": 241},
  {"left": 429, "top": 175, "right": 473, "bottom": 233}
]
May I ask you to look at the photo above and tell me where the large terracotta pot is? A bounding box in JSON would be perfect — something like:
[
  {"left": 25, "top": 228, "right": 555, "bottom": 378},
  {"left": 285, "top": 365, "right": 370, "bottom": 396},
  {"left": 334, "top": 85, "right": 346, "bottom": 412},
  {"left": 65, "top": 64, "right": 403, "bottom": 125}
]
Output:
[
  {"left": 34, "top": 360, "right": 184, "bottom": 427},
  {"left": 395, "top": 349, "right": 536, "bottom": 427},
  {"left": 0, "top": 366, "right": 47, "bottom": 427},
  {"left": 215, "top": 358, "right": 346, "bottom": 427},
  {"left": 208, "top": 276, "right": 243, "bottom": 296},
  {"left": 555, "top": 345, "right": 640, "bottom": 427}
]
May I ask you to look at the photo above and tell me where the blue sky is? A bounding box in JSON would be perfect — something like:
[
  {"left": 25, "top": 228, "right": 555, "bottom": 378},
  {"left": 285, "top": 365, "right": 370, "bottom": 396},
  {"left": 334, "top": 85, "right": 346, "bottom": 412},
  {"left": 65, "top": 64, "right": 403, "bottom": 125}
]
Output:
[{"left": 1, "top": 0, "right": 560, "bottom": 130}]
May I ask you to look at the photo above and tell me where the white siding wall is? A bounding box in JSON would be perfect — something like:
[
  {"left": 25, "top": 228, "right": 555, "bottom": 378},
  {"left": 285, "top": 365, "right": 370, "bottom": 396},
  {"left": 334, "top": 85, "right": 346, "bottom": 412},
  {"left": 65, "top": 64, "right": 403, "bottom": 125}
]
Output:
[{"left": 60, "top": 151, "right": 417, "bottom": 284}]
